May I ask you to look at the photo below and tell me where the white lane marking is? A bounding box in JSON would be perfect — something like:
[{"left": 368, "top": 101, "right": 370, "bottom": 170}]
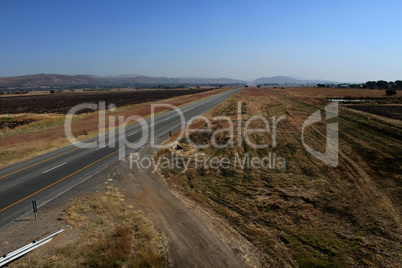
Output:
[
  {"left": 128, "top": 131, "right": 138, "bottom": 137},
  {"left": 42, "top": 162, "right": 67, "bottom": 174},
  {"left": 96, "top": 142, "right": 114, "bottom": 150}
]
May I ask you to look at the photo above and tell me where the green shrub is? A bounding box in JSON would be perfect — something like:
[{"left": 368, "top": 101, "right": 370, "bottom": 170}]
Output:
[{"left": 385, "top": 89, "right": 397, "bottom": 96}]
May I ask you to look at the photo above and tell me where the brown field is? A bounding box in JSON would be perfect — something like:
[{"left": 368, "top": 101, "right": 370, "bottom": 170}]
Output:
[
  {"left": 279, "top": 87, "right": 400, "bottom": 105},
  {"left": 0, "top": 87, "right": 229, "bottom": 167},
  {"left": 0, "top": 88, "right": 214, "bottom": 114},
  {"left": 280, "top": 86, "right": 398, "bottom": 98},
  {"left": 158, "top": 87, "right": 402, "bottom": 267}
]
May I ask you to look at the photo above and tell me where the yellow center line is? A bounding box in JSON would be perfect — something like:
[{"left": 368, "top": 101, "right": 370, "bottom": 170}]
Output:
[{"left": 0, "top": 96, "right": 222, "bottom": 213}]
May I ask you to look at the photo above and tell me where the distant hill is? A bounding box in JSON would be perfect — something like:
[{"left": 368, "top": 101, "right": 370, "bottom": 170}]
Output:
[
  {"left": 0, "top": 74, "right": 111, "bottom": 88},
  {"left": 0, "top": 74, "right": 340, "bottom": 90},
  {"left": 116, "top": 76, "right": 245, "bottom": 84},
  {"left": 253, "top": 76, "right": 338, "bottom": 85},
  {"left": 104, "top": 74, "right": 142, "bottom": 79},
  {"left": 0, "top": 74, "right": 246, "bottom": 90}
]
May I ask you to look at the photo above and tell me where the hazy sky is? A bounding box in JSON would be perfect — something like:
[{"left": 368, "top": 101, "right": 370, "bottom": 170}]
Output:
[{"left": 1, "top": 0, "right": 401, "bottom": 82}]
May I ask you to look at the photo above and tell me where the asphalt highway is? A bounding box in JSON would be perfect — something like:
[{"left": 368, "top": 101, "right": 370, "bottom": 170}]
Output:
[{"left": 0, "top": 88, "right": 242, "bottom": 228}]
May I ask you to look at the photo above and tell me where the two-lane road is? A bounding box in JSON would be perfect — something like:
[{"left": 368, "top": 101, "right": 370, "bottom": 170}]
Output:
[{"left": 0, "top": 88, "right": 241, "bottom": 228}]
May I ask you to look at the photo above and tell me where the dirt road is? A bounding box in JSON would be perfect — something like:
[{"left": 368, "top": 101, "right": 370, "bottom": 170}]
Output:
[{"left": 115, "top": 143, "right": 247, "bottom": 267}]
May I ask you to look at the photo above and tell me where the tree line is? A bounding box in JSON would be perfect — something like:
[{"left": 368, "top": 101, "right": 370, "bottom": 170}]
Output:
[
  {"left": 362, "top": 80, "right": 402, "bottom": 90},
  {"left": 317, "top": 80, "right": 401, "bottom": 95}
]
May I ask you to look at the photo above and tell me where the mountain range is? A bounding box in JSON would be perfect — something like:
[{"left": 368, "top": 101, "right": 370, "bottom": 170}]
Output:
[
  {"left": 253, "top": 76, "right": 338, "bottom": 85},
  {"left": 0, "top": 74, "right": 338, "bottom": 89}
]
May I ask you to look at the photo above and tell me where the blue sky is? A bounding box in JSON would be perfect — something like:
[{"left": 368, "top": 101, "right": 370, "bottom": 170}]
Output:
[{"left": 1, "top": 0, "right": 401, "bottom": 82}]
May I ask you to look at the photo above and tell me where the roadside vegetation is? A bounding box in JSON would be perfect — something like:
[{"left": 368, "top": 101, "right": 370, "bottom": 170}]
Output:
[
  {"left": 158, "top": 87, "right": 402, "bottom": 267},
  {"left": 9, "top": 186, "right": 165, "bottom": 268}
]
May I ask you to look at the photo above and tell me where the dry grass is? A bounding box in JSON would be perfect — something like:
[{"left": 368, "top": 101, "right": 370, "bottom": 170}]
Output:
[
  {"left": 9, "top": 186, "right": 165, "bottom": 268},
  {"left": 159, "top": 87, "right": 402, "bottom": 267},
  {"left": 278, "top": 87, "right": 400, "bottom": 105}
]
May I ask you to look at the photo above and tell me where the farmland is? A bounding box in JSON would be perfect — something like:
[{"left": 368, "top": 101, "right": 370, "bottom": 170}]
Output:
[
  {"left": 158, "top": 87, "right": 402, "bottom": 267},
  {"left": 0, "top": 88, "right": 213, "bottom": 115}
]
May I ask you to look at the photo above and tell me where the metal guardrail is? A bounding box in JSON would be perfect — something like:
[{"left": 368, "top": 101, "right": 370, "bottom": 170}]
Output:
[{"left": 0, "top": 229, "right": 64, "bottom": 267}]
